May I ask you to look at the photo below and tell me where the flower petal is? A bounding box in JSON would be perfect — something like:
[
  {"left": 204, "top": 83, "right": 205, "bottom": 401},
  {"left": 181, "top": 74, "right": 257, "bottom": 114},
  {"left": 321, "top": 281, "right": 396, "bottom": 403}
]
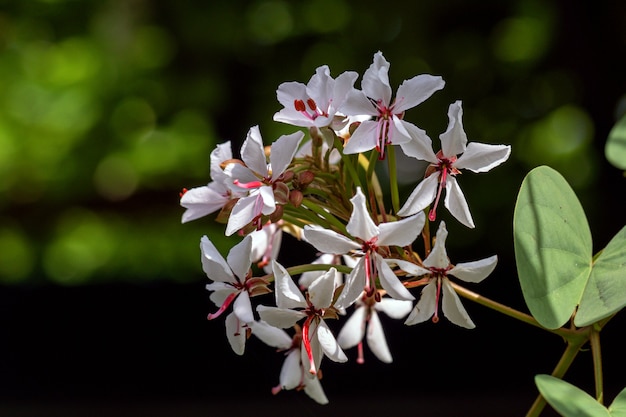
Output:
[
  {"left": 404, "top": 281, "right": 436, "bottom": 325},
  {"left": 394, "top": 74, "right": 445, "bottom": 113},
  {"left": 442, "top": 279, "right": 475, "bottom": 328},
  {"left": 227, "top": 235, "right": 253, "bottom": 281},
  {"left": 454, "top": 142, "right": 511, "bottom": 173},
  {"left": 180, "top": 183, "right": 229, "bottom": 223},
  {"left": 270, "top": 131, "right": 304, "bottom": 180},
  {"left": 336, "top": 305, "right": 366, "bottom": 349},
  {"left": 342, "top": 120, "right": 379, "bottom": 154},
  {"left": 376, "top": 255, "right": 415, "bottom": 301},
  {"left": 450, "top": 255, "right": 498, "bottom": 283},
  {"left": 387, "top": 259, "right": 430, "bottom": 277},
  {"left": 307, "top": 267, "right": 337, "bottom": 309},
  {"left": 249, "top": 320, "right": 292, "bottom": 349},
  {"left": 233, "top": 289, "right": 254, "bottom": 323},
  {"left": 444, "top": 177, "right": 475, "bottom": 228},
  {"left": 303, "top": 225, "right": 360, "bottom": 254},
  {"left": 398, "top": 122, "right": 439, "bottom": 163},
  {"left": 346, "top": 187, "right": 379, "bottom": 241},
  {"left": 366, "top": 310, "right": 392, "bottom": 363},
  {"left": 225, "top": 312, "right": 246, "bottom": 355},
  {"left": 362, "top": 51, "right": 392, "bottom": 104},
  {"left": 316, "top": 319, "right": 347, "bottom": 363},
  {"left": 303, "top": 375, "right": 329, "bottom": 405},
  {"left": 396, "top": 173, "right": 439, "bottom": 217},
  {"left": 377, "top": 212, "right": 424, "bottom": 247},
  {"left": 272, "top": 260, "right": 307, "bottom": 309},
  {"left": 423, "top": 221, "right": 450, "bottom": 268},
  {"left": 240, "top": 126, "right": 269, "bottom": 177},
  {"left": 200, "top": 236, "right": 235, "bottom": 283},
  {"left": 279, "top": 349, "right": 302, "bottom": 390},
  {"left": 256, "top": 305, "right": 306, "bottom": 328},
  {"left": 439, "top": 100, "right": 467, "bottom": 157},
  {"left": 334, "top": 258, "right": 367, "bottom": 310},
  {"left": 375, "top": 297, "right": 414, "bottom": 319},
  {"left": 210, "top": 141, "right": 233, "bottom": 182}
]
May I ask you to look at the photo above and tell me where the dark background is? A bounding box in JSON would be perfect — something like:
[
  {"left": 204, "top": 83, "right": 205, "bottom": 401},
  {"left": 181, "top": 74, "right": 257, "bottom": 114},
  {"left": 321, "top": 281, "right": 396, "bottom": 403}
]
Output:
[{"left": 1, "top": 1, "right": 626, "bottom": 416}]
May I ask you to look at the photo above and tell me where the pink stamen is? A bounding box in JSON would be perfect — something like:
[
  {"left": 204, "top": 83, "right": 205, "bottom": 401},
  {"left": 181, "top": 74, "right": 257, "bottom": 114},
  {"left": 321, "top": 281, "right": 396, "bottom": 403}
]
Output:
[
  {"left": 207, "top": 291, "right": 238, "bottom": 320},
  {"left": 302, "top": 317, "right": 316, "bottom": 375},
  {"left": 233, "top": 179, "right": 263, "bottom": 189},
  {"left": 356, "top": 341, "right": 365, "bottom": 364},
  {"left": 271, "top": 385, "right": 282, "bottom": 395},
  {"left": 428, "top": 168, "right": 448, "bottom": 222}
]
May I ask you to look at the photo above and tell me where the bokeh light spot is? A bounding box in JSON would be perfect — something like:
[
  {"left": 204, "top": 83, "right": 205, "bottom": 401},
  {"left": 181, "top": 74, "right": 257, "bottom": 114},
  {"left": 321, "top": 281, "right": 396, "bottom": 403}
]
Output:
[
  {"left": 93, "top": 154, "right": 138, "bottom": 201},
  {"left": 0, "top": 225, "right": 34, "bottom": 284},
  {"left": 247, "top": 0, "right": 293, "bottom": 45}
]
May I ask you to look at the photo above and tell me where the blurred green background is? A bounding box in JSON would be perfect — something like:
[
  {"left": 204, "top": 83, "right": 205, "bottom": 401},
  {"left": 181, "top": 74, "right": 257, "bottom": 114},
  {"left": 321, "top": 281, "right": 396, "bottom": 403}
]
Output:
[
  {"left": 1, "top": 0, "right": 624, "bottom": 287},
  {"left": 1, "top": 1, "right": 626, "bottom": 415}
]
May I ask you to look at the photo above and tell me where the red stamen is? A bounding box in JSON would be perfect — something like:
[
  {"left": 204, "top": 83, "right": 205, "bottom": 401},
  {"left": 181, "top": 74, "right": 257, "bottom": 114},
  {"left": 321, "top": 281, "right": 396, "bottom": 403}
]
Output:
[
  {"left": 432, "top": 278, "right": 442, "bottom": 324},
  {"left": 179, "top": 188, "right": 188, "bottom": 198},
  {"left": 428, "top": 169, "right": 447, "bottom": 222},
  {"left": 294, "top": 99, "right": 306, "bottom": 112},
  {"left": 207, "top": 291, "right": 238, "bottom": 320},
  {"left": 302, "top": 317, "right": 316, "bottom": 375},
  {"left": 307, "top": 98, "right": 317, "bottom": 112},
  {"left": 233, "top": 179, "right": 263, "bottom": 189},
  {"left": 357, "top": 341, "right": 365, "bottom": 364}
]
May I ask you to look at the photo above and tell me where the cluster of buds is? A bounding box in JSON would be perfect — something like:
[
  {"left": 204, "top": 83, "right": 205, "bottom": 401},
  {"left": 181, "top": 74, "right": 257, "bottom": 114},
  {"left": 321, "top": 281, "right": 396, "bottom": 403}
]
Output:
[{"left": 180, "top": 51, "right": 511, "bottom": 404}]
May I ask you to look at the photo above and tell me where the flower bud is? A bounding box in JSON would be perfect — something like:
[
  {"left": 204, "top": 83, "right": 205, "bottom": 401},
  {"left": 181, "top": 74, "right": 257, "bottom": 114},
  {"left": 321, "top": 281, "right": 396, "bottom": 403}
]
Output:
[
  {"left": 289, "top": 189, "right": 303, "bottom": 208},
  {"left": 297, "top": 170, "right": 315, "bottom": 188},
  {"left": 273, "top": 182, "right": 290, "bottom": 205}
]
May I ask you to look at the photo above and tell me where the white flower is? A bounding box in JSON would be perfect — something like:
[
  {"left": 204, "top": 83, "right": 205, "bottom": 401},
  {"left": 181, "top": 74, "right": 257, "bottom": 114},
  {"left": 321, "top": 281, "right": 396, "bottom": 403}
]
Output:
[
  {"left": 303, "top": 187, "right": 424, "bottom": 309},
  {"left": 256, "top": 260, "right": 347, "bottom": 376},
  {"left": 224, "top": 126, "right": 304, "bottom": 236},
  {"left": 249, "top": 221, "right": 283, "bottom": 274},
  {"left": 180, "top": 141, "right": 241, "bottom": 223},
  {"left": 249, "top": 320, "right": 329, "bottom": 404},
  {"left": 396, "top": 221, "right": 498, "bottom": 329},
  {"left": 201, "top": 235, "right": 269, "bottom": 354},
  {"left": 273, "top": 65, "right": 358, "bottom": 129},
  {"left": 341, "top": 51, "right": 444, "bottom": 159},
  {"left": 397, "top": 100, "right": 511, "bottom": 228},
  {"left": 337, "top": 293, "right": 412, "bottom": 363}
]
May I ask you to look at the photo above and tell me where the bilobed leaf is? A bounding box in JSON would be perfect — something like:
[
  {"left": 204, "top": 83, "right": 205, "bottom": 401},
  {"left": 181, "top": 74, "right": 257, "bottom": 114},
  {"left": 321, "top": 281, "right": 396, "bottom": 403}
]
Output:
[
  {"left": 514, "top": 166, "right": 592, "bottom": 329},
  {"left": 575, "top": 225, "right": 626, "bottom": 327},
  {"left": 605, "top": 114, "right": 626, "bottom": 170},
  {"left": 608, "top": 386, "right": 626, "bottom": 417},
  {"left": 535, "top": 374, "right": 610, "bottom": 417}
]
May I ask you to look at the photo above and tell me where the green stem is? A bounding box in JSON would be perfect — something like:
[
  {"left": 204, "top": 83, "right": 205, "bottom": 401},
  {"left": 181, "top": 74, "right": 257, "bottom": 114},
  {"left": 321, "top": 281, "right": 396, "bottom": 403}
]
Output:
[
  {"left": 300, "top": 199, "right": 348, "bottom": 234},
  {"left": 525, "top": 338, "right": 586, "bottom": 417},
  {"left": 334, "top": 137, "right": 362, "bottom": 191},
  {"left": 590, "top": 326, "right": 604, "bottom": 404},
  {"left": 387, "top": 145, "right": 400, "bottom": 214},
  {"left": 261, "top": 263, "right": 354, "bottom": 283}
]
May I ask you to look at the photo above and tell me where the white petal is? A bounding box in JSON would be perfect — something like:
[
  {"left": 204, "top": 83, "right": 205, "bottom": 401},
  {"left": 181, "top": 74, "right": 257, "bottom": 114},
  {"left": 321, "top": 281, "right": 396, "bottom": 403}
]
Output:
[
  {"left": 316, "top": 319, "right": 347, "bottom": 363},
  {"left": 225, "top": 195, "right": 259, "bottom": 236},
  {"left": 396, "top": 173, "right": 439, "bottom": 217},
  {"left": 303, "top": 375, "right": 329, "bottom": 405},
  {"left": 272, "top": 260, "right": 306, "bottom": 309},
  {"left": 226, "top": 163, "right": 261, "bottom": 186},
  {"left": 362, "top": 51, "right": 392, "bottom": 104},
  {"left": 398, "top": 122, "right": 439, "bottom": 163},
  {"left": 302, "top": 321, "right": 324, "bottom": 376},
  {"left": 299, "top": 253, "right": 336, "bottom": 289},
  {"left": 240, "top": 125, "right": 269, "bottom": 177},
  {"left": 394, "top": 74, "right": 445, "bottom": 113},
  {"left": 276, "top": 81, "right": 307, "bottom": 107},
  {"left": 227, "top": 235, "right": 253, "bottom": 282},
  {"left": 441, "top": 279, "right": 475, "bottom": 328},
  {"left": 307, "top": 268, "right": 337, "bottom": 309},
  {"left": 270, "top": 131, "right": 304, "bottom": 180},
  {"left": 377, "top": 213, "right": 424, "bottom": 247},
  {"left": 404, "top": 281, "right": 436, "bottom": 325},
  {"left": 279, "top": 349, "right": 302, "bottom": 390},
  {"left": 376, "top": 255, "right": 414, "bottom": 301},
  {"left": 389, "top": 117, "right": 412, "bottom": 145},
  {"left": 387, "top": 259, "right": 430, "bottom": 277},
  {"left": 303, "top": 225, "right": 360, "bottom": 254},
  {"left": 330, "top": 71, "right": 359, "bottom": 108},
  {"left": 180, "top": 184, "right": 228, "bottom": 223},
  {"left": 444, "top": 177, "right": 475, "bottom": 229},
  {"left": 200, "top": 236, "right": 235, "bottom": 283},
  {"left": 340, "top": 89, "right": 379, "bottom": 117},
  {"left": 346, "top": 187, "right": 379, "bottom": 241},
  {"left": 334, "top": 258, "right": 367, "bottom": 310},
  {"left": 450, "top": 255, "right": 498, "bottom": 283},
  {"left": 423, "top": 221, "right": 450, "bottom": 268},
  {"left": 233, "top": 290, "right": 254, "bottom": 323},
  {"left": 259, "top": 185, "right": 276, "bottom": 215},
  {"left": 256, "top": 305, "right": 306, "bottom": 328},
  {"left": 249, "top": 320, "right": 292, "bottom": 349},
  {"left": 336, "top": 305, "right": 366, "bottom": 349},
  {"left": 225, "top": 312, "right": 246, "bottom": 355},
  {"left": 439, "top": 100, "right": 467, "bottom": 157},
  {"left": 342, "top": 120, "right": 379, "bottom": 154},
  {"left": 209, "top": 141, "right": 233, "bottom": 181},
  {"left": 375, "top": 297, "right": 414, "bottom": 319},
  {"left": 208, "top": 286, "right": 236, "bottom": 308},
  {"left": 366, "top": 310, "right": 392, "bottom": 363},
  {"left": 454, "top": 142, "right": 511, "bottom": 173}
]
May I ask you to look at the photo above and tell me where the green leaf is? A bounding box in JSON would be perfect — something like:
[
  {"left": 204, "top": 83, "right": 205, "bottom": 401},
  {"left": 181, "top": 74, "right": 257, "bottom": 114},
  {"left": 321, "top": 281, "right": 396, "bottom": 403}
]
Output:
[
  {"left": 575, "top": 225, "right": 626, "bottom": 327},
  {"left": 605, "top": 114, "right": 626, "bottom": 170},
  {"left": 535, "top": 374, "right": 610, "bottom": 417},
  {"left": 608, "top": 387, "right": 626, "bottom": 417},
  {"left": 514, "top": 166, "right": 592, "bottom": 329}
]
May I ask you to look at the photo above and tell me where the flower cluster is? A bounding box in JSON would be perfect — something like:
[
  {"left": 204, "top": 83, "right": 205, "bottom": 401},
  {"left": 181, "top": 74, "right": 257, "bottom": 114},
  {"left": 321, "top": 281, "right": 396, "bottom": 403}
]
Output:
[{"left": 181, "top": 51, "right": 511, "bottom": 404}]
